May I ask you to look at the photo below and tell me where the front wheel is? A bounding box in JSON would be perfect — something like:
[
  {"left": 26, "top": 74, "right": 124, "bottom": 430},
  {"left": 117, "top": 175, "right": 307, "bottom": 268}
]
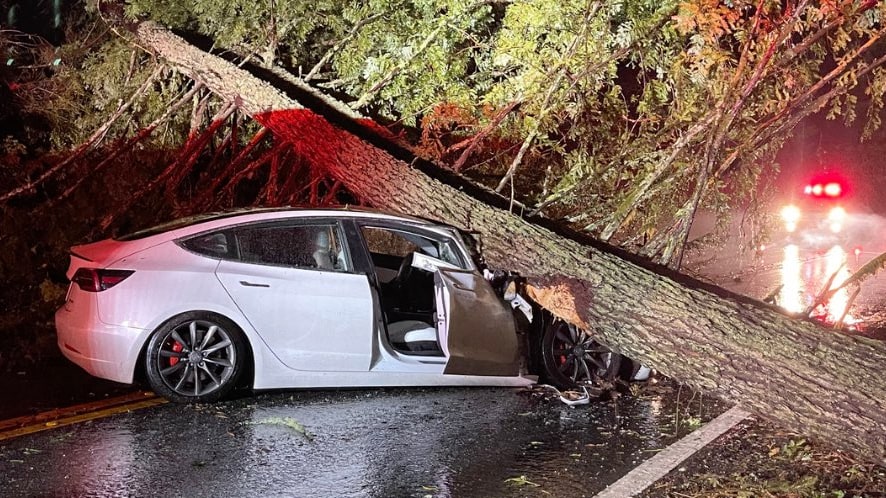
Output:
[
  {"left": 540, "top": 319, "right": 621, "bottom": 389},
  {"left": 145, "top": 312, "right": 246, "bottom": 403}
]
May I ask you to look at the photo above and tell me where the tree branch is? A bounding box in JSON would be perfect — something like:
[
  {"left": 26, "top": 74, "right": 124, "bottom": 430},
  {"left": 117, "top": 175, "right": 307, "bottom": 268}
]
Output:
[
  {"left": 493, "top": 1, "right": 602, "bottom": 193},
  {"left": 349, "top": 0, "right": 501, "bottom": 110},
  {"left": 350, "top": 23, "right": 445, "bottom": 110},
  {"left": 198, "top": 127, "right": 271, "bottom": 207},
  {"left": 0, "top": 63, "right": 165, "bottom": 203},
  {"left": 304, "top": 10, "right": 389, "bottom": 82},
  {"left": 705, "top": 0, "right": 807, "bottom": 168},
  {"left": 55, "top": 81, "right": 205, "bottom": 203},
  {"left": 597, "top": 113, "right": 716, "bottom": 241},
  {"left": 494, "top": 1, "right": 676, "bottom": 195},
  {"left": 450, "top": 100, "right": 520, "bottom": 172},
  {"left": 165, "top": 101, "right": 238, "bottom": 201},
  {"left": 99, "top": 101, "right": 235, "bottom": 231},
  {"left": 755, "top": 25, "right": 886, "bottom": 137}
]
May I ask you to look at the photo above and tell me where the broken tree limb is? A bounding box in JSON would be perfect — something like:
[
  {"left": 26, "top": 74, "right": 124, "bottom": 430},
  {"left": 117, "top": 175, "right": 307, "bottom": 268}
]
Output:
[
  {"left": 55, "top": 81, "right": 205, "bottom": 204},
  {"left": 198, "top": 127, "right": 270, "bottom": 203},
  {"left": 164, "top": 101, "right": 237, "bottom": 203},
  {"left": 220, "top": 145, "right": 282, "bottom": 201},
  {"left": 493, "top": 3, "right": 599, "bottom": 194},
  {"left": 132, "top": 21, "right": 886, "bottom": 464},
  {"left": 451, "top": 100, "right": 520, "bottom": 172},
  {"left": 303, "top": 10, "right": 389, "bottom": 83},
  {"left": 0, "top": 63, "right": 165, "bottom": 203},
  {"left": 98, "top": 97, "right": 234, "bottom": 230}
]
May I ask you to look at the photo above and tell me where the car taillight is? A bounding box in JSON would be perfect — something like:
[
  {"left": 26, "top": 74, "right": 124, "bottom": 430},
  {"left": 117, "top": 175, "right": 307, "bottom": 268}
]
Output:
[{"left": 72, "top": 268, "right": 134, "bottom": 292}]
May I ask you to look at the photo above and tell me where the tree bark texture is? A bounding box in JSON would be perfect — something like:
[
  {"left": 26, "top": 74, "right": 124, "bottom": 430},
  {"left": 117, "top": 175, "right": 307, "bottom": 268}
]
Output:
[{"left": 133, "top": 22, "right": 886, "bottom": 464}]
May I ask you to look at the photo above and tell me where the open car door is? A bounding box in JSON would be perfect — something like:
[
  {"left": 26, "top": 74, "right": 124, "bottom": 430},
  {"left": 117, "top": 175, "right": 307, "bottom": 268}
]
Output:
[{"left": 434, "top": 267, "right": 521, "bottom": 377}]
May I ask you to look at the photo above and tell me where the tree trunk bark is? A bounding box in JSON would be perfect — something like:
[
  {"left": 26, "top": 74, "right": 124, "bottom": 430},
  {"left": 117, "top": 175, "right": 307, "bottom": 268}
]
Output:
[{"left": 132, "top": 21, "right": 886, "bottom": 464}]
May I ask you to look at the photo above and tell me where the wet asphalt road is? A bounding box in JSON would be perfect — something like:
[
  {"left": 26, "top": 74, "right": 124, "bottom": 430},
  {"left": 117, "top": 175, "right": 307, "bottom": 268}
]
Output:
[{"left": 0, "top": 383, "right": 726, "bottom": 497}]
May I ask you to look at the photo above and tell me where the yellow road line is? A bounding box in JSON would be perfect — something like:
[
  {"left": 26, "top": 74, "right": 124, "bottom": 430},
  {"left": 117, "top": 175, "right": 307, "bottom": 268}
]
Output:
[
  {"left": 0, "top": 391, "right": 159, "bottom": 432},
  {"left": 0, "top": 392, "right": 168, "bottom": 442}
]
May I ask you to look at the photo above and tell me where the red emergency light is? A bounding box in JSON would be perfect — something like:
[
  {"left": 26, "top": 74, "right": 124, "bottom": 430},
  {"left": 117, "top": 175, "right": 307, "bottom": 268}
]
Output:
[{"left": 804, "top": 181, "right": 843, "bottom": 198}]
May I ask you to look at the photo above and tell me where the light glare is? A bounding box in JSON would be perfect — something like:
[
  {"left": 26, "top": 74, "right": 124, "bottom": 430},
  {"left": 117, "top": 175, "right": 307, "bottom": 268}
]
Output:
[{"left": 824, "top": 182, "right": 842, "bottom": 197}]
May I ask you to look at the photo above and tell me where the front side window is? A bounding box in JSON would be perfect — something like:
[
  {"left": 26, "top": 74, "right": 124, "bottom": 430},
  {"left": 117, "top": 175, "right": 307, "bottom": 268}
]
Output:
[
  {"left": 361, "top": 226, "right": 467, "bottom": 269},
  {"left": 235, "top": 223, "right": 349, "bottom": 271}
]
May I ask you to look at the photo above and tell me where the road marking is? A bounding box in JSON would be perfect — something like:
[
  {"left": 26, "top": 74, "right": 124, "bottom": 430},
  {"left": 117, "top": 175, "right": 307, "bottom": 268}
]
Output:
[
  {"left": 0, "top": 391, "right": 167, "bottom": 442},
  {"left": 594, "top": 405, "right": 751, "bottom": 498}
]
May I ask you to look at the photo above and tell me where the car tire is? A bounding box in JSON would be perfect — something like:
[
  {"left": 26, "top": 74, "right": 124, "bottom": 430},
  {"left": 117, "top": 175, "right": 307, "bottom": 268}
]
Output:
[
  {"left": 540, "top": 317, "right": 621, "bottom": 389},
  {"left": 145, "top": 312, "right": 247, "bottom": 403}
]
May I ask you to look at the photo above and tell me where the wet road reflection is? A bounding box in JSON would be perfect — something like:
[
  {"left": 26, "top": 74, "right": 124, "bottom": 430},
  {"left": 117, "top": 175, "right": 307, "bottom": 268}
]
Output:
[
  {"left": 688, "top": 211, "right": 886, "bottom": 327},
  {"left": 0, "top": 384, "right": 727, "bottom": 497},
  {"left": 694, "top": 233, "right": 886, "bottom": 329},
  {"left": 780, "top": 244, "right": 803, "bottom": 313},
  {"left": 779, "top": 244, "right": 856, "bottom": 325}
]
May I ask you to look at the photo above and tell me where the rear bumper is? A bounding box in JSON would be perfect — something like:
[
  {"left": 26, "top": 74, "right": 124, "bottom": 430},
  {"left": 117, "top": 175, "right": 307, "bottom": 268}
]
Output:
[{"left": 55, "top": 307, "right": 145, "bottom": 384}]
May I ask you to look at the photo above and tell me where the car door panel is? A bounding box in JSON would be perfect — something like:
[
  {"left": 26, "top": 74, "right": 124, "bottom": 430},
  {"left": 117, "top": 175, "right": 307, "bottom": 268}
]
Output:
[
  {"left": 435, "top": 269, "right": 520, "bottom": 376},
  {"left": 216, "top": 260, "right": 374, "bottom": 372}
]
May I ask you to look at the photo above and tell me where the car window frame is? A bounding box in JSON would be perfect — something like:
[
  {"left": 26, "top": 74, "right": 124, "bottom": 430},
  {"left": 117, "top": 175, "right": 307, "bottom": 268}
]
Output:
[
  {"left": 177, "top": 218, "right": 356, "bottom": 274},
  {"left": 355, "top": 220, "right": 473, "bottom": 272}
]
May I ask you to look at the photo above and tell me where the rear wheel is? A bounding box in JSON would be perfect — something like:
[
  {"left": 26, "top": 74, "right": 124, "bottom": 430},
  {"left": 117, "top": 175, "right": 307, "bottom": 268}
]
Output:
[
  {"left": 541, "top": 318, "right": 621, "bottom": 389},
  {"left": 145, "top": 312, "right": 246, "bottom": 403}
]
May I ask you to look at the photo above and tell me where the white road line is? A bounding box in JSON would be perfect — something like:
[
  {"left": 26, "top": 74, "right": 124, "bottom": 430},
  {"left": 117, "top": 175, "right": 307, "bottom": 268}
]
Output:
[{"left": 594, "top": 405, "right": 751, "bottom": 498}]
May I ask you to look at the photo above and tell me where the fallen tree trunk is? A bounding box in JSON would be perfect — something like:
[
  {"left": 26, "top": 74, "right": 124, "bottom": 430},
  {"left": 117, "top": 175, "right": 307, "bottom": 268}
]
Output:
[{"left": 132, "top": 22, "right": 886, "bottom": 464}]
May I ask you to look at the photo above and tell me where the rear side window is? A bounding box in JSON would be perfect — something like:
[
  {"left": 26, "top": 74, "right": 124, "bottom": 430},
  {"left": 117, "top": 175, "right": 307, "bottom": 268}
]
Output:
[
  {"left": 180, "top": 231, "right": 233, "bottom": 258},
  {"left": 235, "top": 223, "right": 349, "bottom": 271}
]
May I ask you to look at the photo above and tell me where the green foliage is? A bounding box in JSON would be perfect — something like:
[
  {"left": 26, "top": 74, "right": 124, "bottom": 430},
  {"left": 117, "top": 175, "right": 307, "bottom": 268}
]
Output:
[
  {"left": 780, "top": 438, "right": 813, "bottom": 462},
  {"left": 1, "top": 5, "right": 201, "bottom": 152},
  {"left": 118, "top": 0, "right": 886, "bottom": 258},
  {"left": 10, "top": 0, "right": 886, "bottom": 263},
  {"left": 126, "top": 0, "right": 348, "bottom": 67},
  {"left": 29, "top": 36, "right": 192, "bottom": 149},
  {"left": 333, "top": 0, "right": 493, "bottom": 122}
]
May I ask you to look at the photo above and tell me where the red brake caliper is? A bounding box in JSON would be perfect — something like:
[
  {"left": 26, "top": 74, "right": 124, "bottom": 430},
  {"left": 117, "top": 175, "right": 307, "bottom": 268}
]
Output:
[
  {"left": 169, "top": 341, "right": 184, "bottom": 366},
  {"left": 558, "top": 339, "right": 567, "bottom": 366}
]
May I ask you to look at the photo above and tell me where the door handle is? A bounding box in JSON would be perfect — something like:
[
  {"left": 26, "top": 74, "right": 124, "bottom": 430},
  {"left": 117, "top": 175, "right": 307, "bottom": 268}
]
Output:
[{"left": 239, "top": 281, "right": 270, "bottom": 288}]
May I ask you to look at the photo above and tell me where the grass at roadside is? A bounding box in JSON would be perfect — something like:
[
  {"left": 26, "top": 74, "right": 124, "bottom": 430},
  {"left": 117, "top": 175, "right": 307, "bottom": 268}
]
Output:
[{"left": 638, "top": 416, "right": 886, "bottom": 498}]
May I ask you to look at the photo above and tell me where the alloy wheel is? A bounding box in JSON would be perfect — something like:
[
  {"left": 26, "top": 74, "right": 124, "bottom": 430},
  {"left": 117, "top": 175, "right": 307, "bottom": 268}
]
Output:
[{"left": 155, "top": 319, "right": 238, "bottom": 397}]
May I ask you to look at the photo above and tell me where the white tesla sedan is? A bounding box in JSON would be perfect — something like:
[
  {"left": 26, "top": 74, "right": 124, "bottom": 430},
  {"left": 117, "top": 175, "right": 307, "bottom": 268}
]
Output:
[
  {"left": 56, "top": 208, "right": 538, "bottom": 401},
  {"left": 57, "top": 208, "right": 647, "bottom": 402}
]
